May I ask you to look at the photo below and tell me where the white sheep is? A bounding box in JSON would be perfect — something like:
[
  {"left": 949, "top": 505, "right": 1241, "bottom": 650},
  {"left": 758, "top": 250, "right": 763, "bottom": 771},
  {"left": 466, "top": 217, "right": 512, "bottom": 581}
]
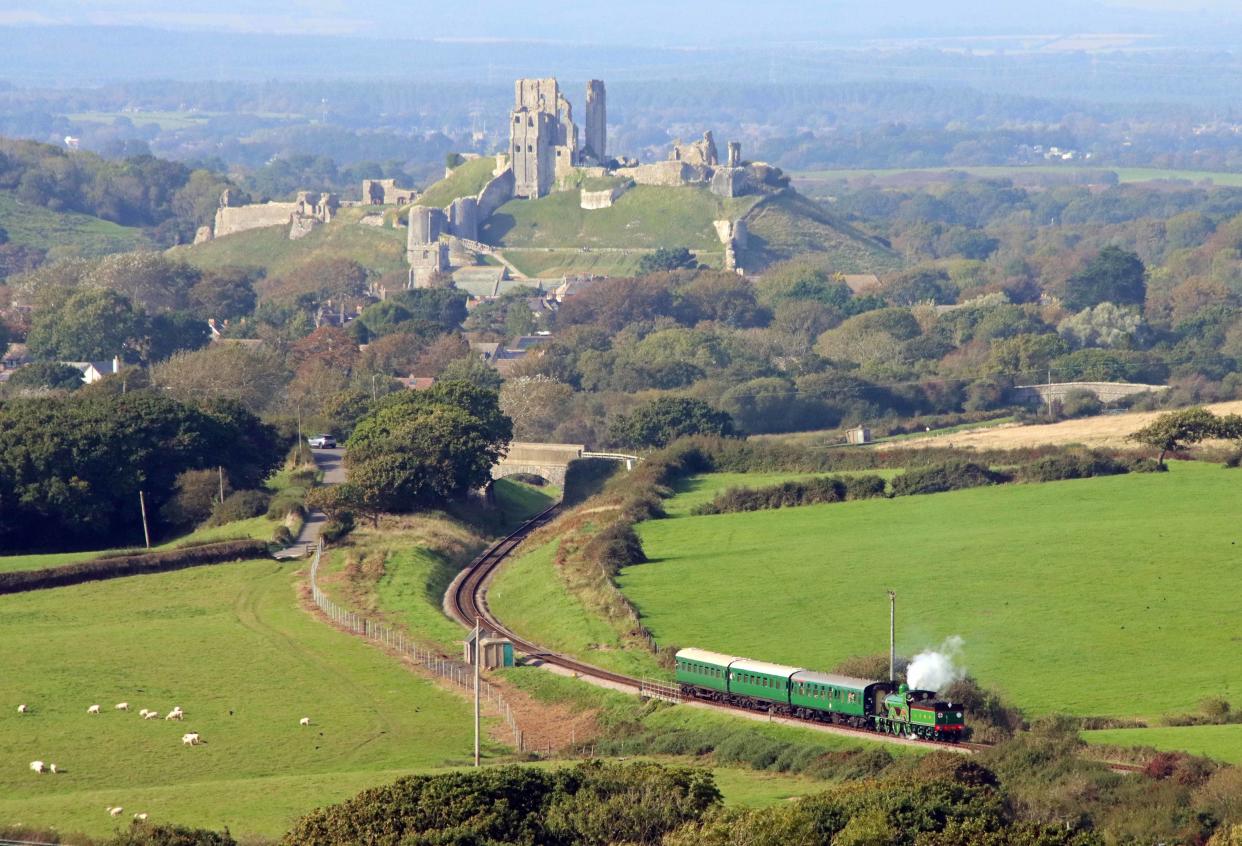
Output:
[
  {"left": 181, "top": 732, "right": 200, "bottom": 746},
  {"left": 107, "top": 806, "right": 123, "bottom": 817},
  {"left": 142, "top": 710, "right": 159, "bottom": 720},
  {"left": 165, "top": 708, "right": 183, "bottom": 721},
  {"left": 134, "top": 813, "right": 148, "bottom": 821},
  {"left": 87, "top": 704, "right": 100, "bottom": 715},
  {"left": 29, "top": 760, "right": 44, "bottom": 774},
  {"left": 138, "top": 708, "right": 149, "bottom": 717},
  {"left": 115, "top": 702, "right": 129, "bottom": 711},
  {"left": 17, "top": 704, "right": 27, "bottom": 714},
  {"left": 299, "top": 717, "right": 311, "bottom": 726},
  {"left": 49, "top": 763, "right": 57, "bottom": 774}
]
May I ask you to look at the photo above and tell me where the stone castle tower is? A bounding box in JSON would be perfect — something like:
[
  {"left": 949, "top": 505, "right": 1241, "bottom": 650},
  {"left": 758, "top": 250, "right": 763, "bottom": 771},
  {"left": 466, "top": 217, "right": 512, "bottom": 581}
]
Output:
[
  {"left": 584, "top": 80, "right": 606, "bottom": 165},
  {"left": 509, "top": 78, "right": 606, "bottom": 198}
]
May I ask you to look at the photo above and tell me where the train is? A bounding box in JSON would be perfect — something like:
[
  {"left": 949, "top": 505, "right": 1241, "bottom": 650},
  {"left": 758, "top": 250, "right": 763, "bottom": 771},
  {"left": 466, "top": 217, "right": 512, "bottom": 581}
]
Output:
[{"left": 674, "top": 647, "right": 965, "bottom": 742}]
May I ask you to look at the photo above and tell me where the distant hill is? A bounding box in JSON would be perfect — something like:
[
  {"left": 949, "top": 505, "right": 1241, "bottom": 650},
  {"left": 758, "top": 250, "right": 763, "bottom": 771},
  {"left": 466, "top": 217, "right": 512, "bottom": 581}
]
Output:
[
  {"left": 739, "top": 191, "right": 899, "bottom": 274},
  {"left": 0, "top": 190, "right": 148, "bottom": 258}
]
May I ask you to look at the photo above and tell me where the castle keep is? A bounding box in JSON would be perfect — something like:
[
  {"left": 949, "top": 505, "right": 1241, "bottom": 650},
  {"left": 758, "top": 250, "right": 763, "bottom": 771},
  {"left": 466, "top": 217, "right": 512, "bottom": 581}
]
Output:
[{"left": 510, "top": 78, "right": 607, "bottom": 198}]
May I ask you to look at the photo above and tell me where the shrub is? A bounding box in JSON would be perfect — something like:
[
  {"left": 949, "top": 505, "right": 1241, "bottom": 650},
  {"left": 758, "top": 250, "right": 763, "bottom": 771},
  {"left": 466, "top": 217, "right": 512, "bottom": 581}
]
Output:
[
  {"left": 843, "top": 474, "right": 888, "bottom": 500},
  {"left": 1017, "top": 450, "right": 1128, "bottom": 483},
  {"left": 104, "top": 821, "right": 237, "bottom": 846},
  {"left": 890, "top": 461, "right": 1005, "bottom": 496},
  {"left": 208, "top": 490, "right": 271, "bottom": 526},
  {"left": 162, "top": 468, "right": 230, "bottom": 530},
  {"left": 321, "top": 513, "right": 355, "bottom": 543},
  {"left": 266, "top": 490, "right": 305, "bottom": 520},
  {"left": 1126, "top": 456, "right": 1166, "bottom": 473},
  {"left": 271, "top": 525, "right": 294, "bottom": 546},
  {"left": 691, "top": 474, "right": 886, "bottom": 515},
  {"left": 1060, "top": 388, "right": 1105, "bottom": 418},
  {"left": 582, "top": 521, "right": 647, "bottom": 576}
]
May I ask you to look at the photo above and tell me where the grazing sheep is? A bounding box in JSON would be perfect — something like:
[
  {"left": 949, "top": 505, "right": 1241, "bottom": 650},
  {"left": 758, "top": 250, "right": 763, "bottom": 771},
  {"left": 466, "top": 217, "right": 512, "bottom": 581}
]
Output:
[
  {"left": 87, "top": 704, "right": 100, "bottom": 715},
  {"left": 181, "top": 732, "right": 200, "bottom": 746},
  {"left": 134, "top": 813, "right": 148, "bottom": 821},
  {"left": 30, "top": 760, "right": 44, "bottom": 774},
  {"left": 299, "top": 717, "right": 310, "bottom": 726},
  {"left": 115, "top": 702, "right": 129, "bottom": 711},
  {"left": 107, "top": 806, "right": 123, "bottom": 817},
  {"left": 165, "top": 708, "right": 183, "bottom": 721},
  {"left": 138, "top": 709, "right": 149, "bottom": 717},
  {"left": 142, "top": 711, "right": 159, "bottom": 720},
  {"left": 49, "top": 763, "right": 57, "bottom": 774},
  {"left": 17, "top": 704, "right": 27, "bottom": 714}
]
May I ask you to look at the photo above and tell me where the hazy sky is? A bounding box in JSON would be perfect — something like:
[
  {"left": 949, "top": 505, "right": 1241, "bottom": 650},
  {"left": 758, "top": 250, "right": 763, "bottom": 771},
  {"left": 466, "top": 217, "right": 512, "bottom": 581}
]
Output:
[{"left": 0, "top": 0, "right": 1237, "bottom": 43}]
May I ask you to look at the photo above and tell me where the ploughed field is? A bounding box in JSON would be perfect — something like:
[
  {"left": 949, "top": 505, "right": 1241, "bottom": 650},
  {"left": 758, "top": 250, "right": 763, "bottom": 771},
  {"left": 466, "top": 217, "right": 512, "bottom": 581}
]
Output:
[
  {"left": 0, "top": 559, "right": 481, "bottom": 838},
  {"left": 619, "top": 461, "right": 1240, "bottom": 719}
]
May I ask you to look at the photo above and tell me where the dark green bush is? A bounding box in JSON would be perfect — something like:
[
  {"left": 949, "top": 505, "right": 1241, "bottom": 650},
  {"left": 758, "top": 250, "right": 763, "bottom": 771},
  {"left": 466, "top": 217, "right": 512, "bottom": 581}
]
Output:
[
  {"left": 691, "top": 474, "right": 887, "bottom": 515},
  {"left": 843, "top": 473, "right": 888, "bottom": 499},
  {"left": 583, "top": 521, "right": 647, "bottom": 576},
  {"left": 890, "top": 461, "right": 1005, "bottom": 496},
  {"left": 208, "top": 489, "right": 271, "bottom": 525},
  {"left": 320, "top": 513, "right": 355, "bottom": 544},
  {"left": 271, "top": 525, "right": 294, "bottom": 546},
  {"left": 266, "top": 490, "right": 305, "bottom": 520},
  {"left": 1017, "top": 450, "right": 1129, "bottom": 483},
  {"left": 104, "top": 821, "right": 236, "bottom": 846}
]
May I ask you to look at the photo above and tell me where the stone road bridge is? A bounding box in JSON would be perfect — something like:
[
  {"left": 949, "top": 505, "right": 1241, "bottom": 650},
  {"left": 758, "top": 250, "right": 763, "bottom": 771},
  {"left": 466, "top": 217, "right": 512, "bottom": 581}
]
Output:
[
  {"left": 491, "top": 442, "right": 637, "bottom": 487},
  {"left": 1010, "top": 381, "right": 1169, "bottom": 406}
]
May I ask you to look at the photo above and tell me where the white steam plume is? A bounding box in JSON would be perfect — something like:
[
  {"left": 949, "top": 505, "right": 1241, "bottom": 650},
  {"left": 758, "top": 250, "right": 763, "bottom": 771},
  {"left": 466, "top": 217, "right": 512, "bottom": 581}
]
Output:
[{"left": 906, "top": 635, "right": 966, "bottom": 692}]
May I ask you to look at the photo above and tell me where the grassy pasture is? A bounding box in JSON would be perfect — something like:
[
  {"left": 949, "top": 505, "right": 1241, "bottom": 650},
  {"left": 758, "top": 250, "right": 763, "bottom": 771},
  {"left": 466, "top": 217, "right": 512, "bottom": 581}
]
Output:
[
  {"left": 1083, "top": 725, "right": 1242, "bottom": 765},
  {"left": 0, "top": 190, "right": 146, "bottom": 256},
  {"left": 416, "top": 156, "right": 497, "bottom": 209},
  {"left": 0, "top": 560, "right": 485, "bottom": 838},
  {"left": 620, "top": 462, "right": 1241, "bottom": 718}
]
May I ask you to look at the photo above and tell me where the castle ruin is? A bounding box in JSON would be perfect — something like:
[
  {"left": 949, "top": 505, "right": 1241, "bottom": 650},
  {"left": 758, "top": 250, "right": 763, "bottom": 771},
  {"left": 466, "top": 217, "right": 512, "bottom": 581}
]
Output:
[{"left": 509, "top": 78, "right": 607, "bottom": 199}]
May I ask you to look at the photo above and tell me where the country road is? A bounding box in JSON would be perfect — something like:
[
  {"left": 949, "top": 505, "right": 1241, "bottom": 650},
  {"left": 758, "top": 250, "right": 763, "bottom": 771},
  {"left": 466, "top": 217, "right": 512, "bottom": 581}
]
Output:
[{"left": 279, "top": 447, "right": 344, "bottom": 556}]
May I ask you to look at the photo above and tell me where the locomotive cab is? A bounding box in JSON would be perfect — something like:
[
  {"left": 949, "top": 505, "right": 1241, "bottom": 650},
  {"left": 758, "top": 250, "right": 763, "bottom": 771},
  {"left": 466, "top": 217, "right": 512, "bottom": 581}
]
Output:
[{"left": 879, "top": 684, "right": 966, "bottom": 741}]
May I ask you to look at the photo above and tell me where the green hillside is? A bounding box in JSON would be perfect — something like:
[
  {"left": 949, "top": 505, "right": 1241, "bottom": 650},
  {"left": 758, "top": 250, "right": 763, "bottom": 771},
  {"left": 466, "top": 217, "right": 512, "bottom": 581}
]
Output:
[
  {"left": 0, "top": 559, "right": 483, "bottom": 838},
  {"left": 619, "top": 461, "right": 1240, "bottom": 719},
  {"left": 1084, "top": 725, "right": 1242, "bottom": 765},
  {"left": 739, "top": 191, "right": 900, "bottom": 273},
  {"left": 481, "top": 186, "right": 759, "bottom": 251},
  {"left": 171, "top": 206, "right": 407, "bottom": 279},
  {"left": 0, "top": 190, "right": 147, "bottom": 257},
  {"left": 417, "top": 156, "right": 498, "bottom": 209}
]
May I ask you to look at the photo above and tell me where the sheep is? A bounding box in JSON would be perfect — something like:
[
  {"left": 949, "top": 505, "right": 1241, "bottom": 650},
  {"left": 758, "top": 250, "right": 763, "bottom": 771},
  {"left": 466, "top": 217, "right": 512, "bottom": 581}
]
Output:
[
  {"left": 17, "top": 704, "right": 27, "bottom": 714},
  {"left": 115, "top": 702, "right": 129, "bottom": 711},
  {"left": 87, "top": 704, "right": 100, "bottom": 715},
  {"left": 107, "top": 806, "right": 123, "bottom": 817},
  {"left": 133, "top": 813, "right": 148, "bottom": 821},
  {"left": 29, "top": 760, "right": 44, "bottom": 774},
  {"left": 138, "top": 708, "right": 150, "bottom": 717},
  {"left": 299, "top": 717, "right": 311, "bottom": 727},
  {"left": 181, "top": 732, "right": 200, "bottom": 746},
  {"left": 165, "top": 708, "right": 184, "bottom": 721},
  {"left": 142, "top": 710, "right": 159, "bottom": 720},
  {"left": 49, "top": 763, "right": 58, "bottom": 774}
]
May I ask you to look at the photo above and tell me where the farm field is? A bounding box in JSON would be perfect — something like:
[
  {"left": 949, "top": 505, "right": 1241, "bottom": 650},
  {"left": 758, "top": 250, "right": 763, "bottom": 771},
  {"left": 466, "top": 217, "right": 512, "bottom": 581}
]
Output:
[
  {"left": 0, "top": 190, "right": 147, "bottom": 256},
  {"left": 891, "top": 400, "right": 1242, "bottom": 451},
  {"left": 0, "top": 559, "right": 484, "bottom": 838},
  {"left": 792, "top": 165, "right": 1242, "bottom": 186},
  {"left": 620, "top": 461, "right": 1241, "bottom": 718},
  {"left": 1083, "top": 725, "right": 1242, "bottom": 765}
]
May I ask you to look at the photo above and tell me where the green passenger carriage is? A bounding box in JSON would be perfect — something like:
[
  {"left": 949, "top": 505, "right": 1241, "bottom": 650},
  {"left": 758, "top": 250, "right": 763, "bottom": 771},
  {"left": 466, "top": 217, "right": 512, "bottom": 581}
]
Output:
[{"left": 674, "top": 647, "right": 966, "bottom": 742}]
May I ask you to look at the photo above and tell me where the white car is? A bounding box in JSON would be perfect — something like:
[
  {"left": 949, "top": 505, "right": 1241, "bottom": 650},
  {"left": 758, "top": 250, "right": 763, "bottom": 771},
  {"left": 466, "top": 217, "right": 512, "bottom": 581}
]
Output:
[{"left": 307, "top": 435, "right": 337, "bottom": 449}]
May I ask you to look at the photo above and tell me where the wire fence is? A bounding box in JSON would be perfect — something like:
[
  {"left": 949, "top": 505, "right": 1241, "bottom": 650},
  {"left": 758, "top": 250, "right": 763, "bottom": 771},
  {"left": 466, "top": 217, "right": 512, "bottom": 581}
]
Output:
[{"left": 307, "top": 540, "right": 525, "bottom": 751}]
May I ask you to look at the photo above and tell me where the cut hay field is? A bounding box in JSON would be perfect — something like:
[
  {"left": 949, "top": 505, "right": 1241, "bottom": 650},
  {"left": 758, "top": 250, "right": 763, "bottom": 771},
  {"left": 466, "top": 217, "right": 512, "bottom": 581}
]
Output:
[
  {"left": 1083, "top": 725, "right": 1242, "bottom": 765},
  {"left": 619, "top": 461, "right": 1241, "bottom": 719},
  {"left": 0, "top": 559, "right": 485, "bottom": 838},
  {"left": 892, "top": 400, "right": 1242, "bottom": 451}
]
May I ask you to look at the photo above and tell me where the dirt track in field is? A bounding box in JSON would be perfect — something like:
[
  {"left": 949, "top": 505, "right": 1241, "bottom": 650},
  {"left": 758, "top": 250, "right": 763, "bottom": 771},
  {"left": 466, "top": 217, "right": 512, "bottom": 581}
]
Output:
[{"left": 888, "top": 400, "right": 1242, "bottom": 451}]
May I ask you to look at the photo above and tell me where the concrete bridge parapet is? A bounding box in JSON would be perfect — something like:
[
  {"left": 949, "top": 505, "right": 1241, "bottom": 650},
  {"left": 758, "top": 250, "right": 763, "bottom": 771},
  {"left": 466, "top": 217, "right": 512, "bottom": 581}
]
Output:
[{"left": 491, "top": 442, "right": 586, "bottom": 487}]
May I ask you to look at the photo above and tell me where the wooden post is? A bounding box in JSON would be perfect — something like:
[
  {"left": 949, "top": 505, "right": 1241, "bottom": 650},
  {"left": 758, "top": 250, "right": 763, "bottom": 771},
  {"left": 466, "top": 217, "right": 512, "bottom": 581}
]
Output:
[
  {"left": 888, "top": 590, "right": 896, "bottom": 682},
  {"left": 218, "top": 466, "right": 225, "bottom": 504},
  {"left": 139, "top": 490, "right": 151, "bottom": 549}
]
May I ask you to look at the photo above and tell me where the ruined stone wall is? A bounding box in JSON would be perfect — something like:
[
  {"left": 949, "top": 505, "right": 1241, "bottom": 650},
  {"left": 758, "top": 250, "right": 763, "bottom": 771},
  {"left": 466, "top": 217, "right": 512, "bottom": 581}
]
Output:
[
  {"left": 584, "top": 80, "right": 606, "bottom": 164},
  {"left": 213, "top": 202, "right": 298, "bottom": 238},
  {"left": 511, "top": 109, "right": 556, "bottom": 198},
  {"left": 615, "top": 161, "right": 708, "bottom": 187},
  {"left": 670, "top": 131, "right": 718, "bottom": 167},
  {"left": 580, "top": 184, "right": 627, "bottom": 210},
  {"left": 448, "top": 197, "right": 479, "bottom": 241},
  {"left": 477, "top": 168, "right": 515, "bottom": 219},
  {"left": 361, "top": 178, "right": 417, "bottom": 205}
]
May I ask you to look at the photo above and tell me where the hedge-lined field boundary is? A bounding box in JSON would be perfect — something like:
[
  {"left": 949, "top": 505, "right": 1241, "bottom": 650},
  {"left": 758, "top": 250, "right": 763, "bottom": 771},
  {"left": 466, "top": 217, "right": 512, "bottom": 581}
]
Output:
[{"left": 0, "top": 539, "right": 271, "bottom": 594}]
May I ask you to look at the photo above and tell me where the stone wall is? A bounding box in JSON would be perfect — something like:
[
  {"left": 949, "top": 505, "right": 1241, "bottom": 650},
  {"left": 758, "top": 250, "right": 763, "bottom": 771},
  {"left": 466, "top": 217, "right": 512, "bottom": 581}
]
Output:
[
  {"left": 448, "top": 196, "right": 479, "bottom": 241},
  {"left": 580, "top": 184, "right": 627, "bottom": 210},
  {"left": 476, "top": 168, "right": 516, "bottom": 219},
  {"left": 584, "top": 79, "right": 607, "bottom": 164},
  {"left": 214, "top": 202, "right": 298, "bottom": 238},
  {"left": 615, "top": 161, "right": 709, "bottom": 188},
  {"left": 1010, "top": 381, "right": 1169, "bottom": 405},
  {"left": 361, "top": 178, "right": 417, "bottom": 206}
]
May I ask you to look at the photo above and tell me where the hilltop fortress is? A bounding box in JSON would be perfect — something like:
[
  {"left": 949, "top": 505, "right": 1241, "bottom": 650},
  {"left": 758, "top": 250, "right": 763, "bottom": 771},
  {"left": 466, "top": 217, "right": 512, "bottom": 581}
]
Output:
[{"left": 402, "top": 76, "right": 787, "bottom": 283}]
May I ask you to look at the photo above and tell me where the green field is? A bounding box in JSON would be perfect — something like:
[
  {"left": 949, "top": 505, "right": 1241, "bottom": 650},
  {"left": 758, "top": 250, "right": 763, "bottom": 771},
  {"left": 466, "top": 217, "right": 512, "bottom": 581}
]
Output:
[
  {"left": 792, "top": 165, "right": 1242, "bottom": 187},
  {"left": 619, "top": 462, "right": 1241, "bottom": 718},
  {"left": 0, "top": 560, "right": 485, "bottom": 838},
  {"left": 1083, "top": 725, "right": 1242, "bottom": 765},
  {"left": 664, "top": 470, "right": 903, "bottom": 517},
  {"left": 0, "top": 191, "right": 147, "bottom": 257},
  {"left": 481, "top": 186, "right": 759, "bottom": 250},
  {"left": 173, "top": 208, "right": 407, "bottom": 282},
  {"left": 501, "top": 248, "right": 653, "bottom": 279},
  {"left": 417, "top": 157, "right": 498, "bottom": 209}
]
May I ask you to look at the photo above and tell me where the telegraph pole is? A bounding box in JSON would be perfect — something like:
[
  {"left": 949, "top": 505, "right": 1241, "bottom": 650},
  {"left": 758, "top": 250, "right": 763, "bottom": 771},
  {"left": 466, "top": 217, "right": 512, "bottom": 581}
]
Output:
[
  {"left": 218, "top": 466, "right": 225, "bottom": 504},
  {"left": 473, "top": 617, "right": 481, "bottom": 767},
  {"left": 139, "top": 490, "right": 151, "bottom": 549},
  {"left": 887, "top": 590, "right": 896, "bottom": 682}
]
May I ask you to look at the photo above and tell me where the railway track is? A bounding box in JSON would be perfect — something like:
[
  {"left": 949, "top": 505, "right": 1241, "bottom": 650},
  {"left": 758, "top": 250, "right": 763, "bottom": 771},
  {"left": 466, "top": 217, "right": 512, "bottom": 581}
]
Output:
[{"left": 445, "top": 504, "right": 987, "bottom": 754}]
